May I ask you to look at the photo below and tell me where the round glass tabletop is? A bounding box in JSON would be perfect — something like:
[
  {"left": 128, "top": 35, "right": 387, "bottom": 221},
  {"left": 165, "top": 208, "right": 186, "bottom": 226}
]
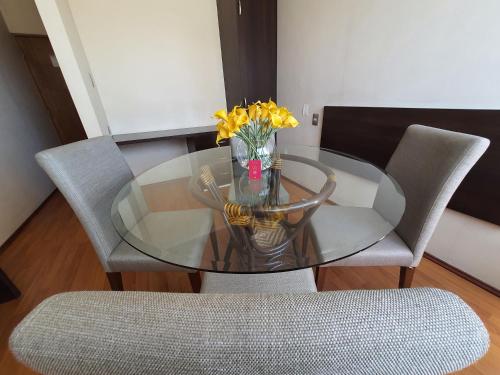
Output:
[{"left": 111, "top": 144, "right": 405, "bottom": 273}]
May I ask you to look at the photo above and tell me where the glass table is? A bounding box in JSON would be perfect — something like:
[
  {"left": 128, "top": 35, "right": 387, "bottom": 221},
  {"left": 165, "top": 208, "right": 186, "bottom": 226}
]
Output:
[{"left": 111, "top": 145, "right": 405, "bottom": 273}]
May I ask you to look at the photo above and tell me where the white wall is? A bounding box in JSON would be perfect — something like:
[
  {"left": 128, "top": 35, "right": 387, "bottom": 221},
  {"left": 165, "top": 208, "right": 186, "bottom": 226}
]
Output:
[
  {"left": 66, "top": 0, "right": 226, "bottom": 136},
  {"left": 34, "top": 0, "right": 192, "bottom": 174},
  {"left": 277, "top": 0, "right": 500, "bottom": 146},
  {"left": 0, "top": 0, "right": 46, "bottom": 34},
  {"left": 277, "top": 0, "right": 500, "bottom": 289},
  {"left": 0, "top": 14, "right": 60, "bottom": 246}
]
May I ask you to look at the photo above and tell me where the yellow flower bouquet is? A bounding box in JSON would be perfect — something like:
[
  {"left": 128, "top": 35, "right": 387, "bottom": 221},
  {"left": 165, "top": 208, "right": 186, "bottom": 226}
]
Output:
[{"left": 214, "top": 100, "right": 299, "bottom": 170}]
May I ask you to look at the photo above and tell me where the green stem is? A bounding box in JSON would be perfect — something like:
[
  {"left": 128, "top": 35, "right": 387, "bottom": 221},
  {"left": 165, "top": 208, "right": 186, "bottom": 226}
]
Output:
[
  {"left": 236, "top": 130, "right": 259, "bottom": 158},
  {"left": 235, "top": 119, "right": 275, "bottom": 161}
]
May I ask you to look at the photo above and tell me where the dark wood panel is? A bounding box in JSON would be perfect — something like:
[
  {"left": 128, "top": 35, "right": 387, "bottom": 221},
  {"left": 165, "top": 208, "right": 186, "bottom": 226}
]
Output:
[
  {"left": 216, "top": 0, "right": 243, "bottom": 108},
  {"left": 16, "top": 36, "right": 87, "bottom": 144},
  {"left": 186, "top": 132, "right": 228, "bottom": 152},
  {"left": 237, "top": 0, "right": 277, "bottom": 104},
  {"left": 321, "top": 106, "right": 500, "bottom": 225},
  {"left": 216, "top": 0, "right": 277, "bottom": 108}
]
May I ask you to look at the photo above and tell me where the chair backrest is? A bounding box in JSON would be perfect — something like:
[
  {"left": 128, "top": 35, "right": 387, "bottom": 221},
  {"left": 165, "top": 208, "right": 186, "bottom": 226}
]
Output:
[
  {"left": 10, "top": 288, "right": 489, "bottom": 374},
  {"left": 36, "top": 137, "right": 133, "bottom": 271},
  {"left": 386, "top": 125, "right": 489, "bottom": 266}
]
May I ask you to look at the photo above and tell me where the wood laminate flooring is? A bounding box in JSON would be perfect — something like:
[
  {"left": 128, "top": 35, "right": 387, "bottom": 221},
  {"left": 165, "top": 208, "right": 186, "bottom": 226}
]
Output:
[{"left": 0, "top": 191, "right": 498, "bottom": 374}]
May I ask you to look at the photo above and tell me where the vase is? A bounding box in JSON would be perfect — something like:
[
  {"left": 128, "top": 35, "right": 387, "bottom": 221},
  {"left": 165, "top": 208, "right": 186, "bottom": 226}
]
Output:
[{"left": 232, "top": 136, "right": 275, "bottom": 170}]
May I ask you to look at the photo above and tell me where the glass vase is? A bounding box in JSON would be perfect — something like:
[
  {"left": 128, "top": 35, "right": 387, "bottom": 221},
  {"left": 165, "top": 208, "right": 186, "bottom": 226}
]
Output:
[{"left": 232, "top": 136, "right": 275, "bottom": 171}]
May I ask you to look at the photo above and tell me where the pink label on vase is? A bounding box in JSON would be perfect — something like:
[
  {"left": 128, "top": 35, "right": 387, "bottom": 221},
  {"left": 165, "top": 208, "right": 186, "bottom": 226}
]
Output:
[{"left": 248, "top": 159, "right": 262, "bottom": 180}]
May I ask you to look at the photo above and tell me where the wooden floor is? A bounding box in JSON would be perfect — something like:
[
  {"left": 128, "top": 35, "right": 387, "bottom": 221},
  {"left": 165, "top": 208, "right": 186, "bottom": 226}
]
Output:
[{"left": 0, "top": 191, "right": 499, "bottom": 374}]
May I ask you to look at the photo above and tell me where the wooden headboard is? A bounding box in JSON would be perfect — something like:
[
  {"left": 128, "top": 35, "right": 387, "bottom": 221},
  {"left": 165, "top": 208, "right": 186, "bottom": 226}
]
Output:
[{"left": 321, "top": 106, "right": 500, "bottom": 225}]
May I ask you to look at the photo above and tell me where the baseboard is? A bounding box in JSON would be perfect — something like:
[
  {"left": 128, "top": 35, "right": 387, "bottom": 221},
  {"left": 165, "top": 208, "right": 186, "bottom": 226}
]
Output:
[{"left": 423, "top": 252, "right": 499, "bottom": 297}]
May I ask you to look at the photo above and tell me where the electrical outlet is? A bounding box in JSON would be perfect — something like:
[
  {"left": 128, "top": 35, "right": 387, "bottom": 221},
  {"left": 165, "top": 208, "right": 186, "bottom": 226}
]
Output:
[
  {"left": 302, "top": 104, "right": 309, "bottom": 117},
  {"left": 312, "top": 113, "right": 319, "bottom": 126}
]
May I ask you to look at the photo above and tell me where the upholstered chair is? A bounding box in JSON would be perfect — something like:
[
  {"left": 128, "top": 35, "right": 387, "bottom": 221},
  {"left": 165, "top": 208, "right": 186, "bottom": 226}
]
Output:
[
  {"left": 310, "top": 125, "right": 489, "bottom": 288},
  {"left": 201, "top": 268, "right": 318, "bottom": 293},
  {"left": 10, "top": 286, "right": 489, "bottom": 374},
  {"left": 36, "top": 136, "right": 214, "bottom": 292}
]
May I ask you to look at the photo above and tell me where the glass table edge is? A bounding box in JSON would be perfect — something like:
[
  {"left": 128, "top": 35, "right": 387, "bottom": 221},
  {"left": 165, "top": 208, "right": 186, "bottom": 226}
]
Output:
[{"left": 109, "top": 145, "right": 406, "bottom": 274}]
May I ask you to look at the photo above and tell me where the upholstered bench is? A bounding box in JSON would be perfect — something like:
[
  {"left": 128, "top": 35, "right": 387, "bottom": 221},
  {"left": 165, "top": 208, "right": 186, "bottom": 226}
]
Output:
[{"left": 10, "top": 287, "right": 488, "bottom": 374}]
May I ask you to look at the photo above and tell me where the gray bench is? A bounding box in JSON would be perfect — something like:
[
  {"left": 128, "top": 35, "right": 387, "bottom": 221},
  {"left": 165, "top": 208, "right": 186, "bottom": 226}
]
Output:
[{"left": 10, "top": 286, "right": 488, "bottom": 374}]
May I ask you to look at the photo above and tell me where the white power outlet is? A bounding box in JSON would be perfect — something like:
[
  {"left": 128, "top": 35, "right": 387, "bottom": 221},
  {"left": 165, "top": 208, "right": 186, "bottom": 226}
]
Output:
[{"left": 302, "top": 104, "right": 310, "bottom": 117}]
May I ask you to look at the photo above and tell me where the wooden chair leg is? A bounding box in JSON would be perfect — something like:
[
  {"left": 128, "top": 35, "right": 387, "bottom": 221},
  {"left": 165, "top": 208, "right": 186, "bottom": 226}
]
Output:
[
  {"left": 0, "top": 268, "right": 21, "bottom": 303},
  {"left": 106, "top": 272, "right": 124, "bottom": 291},
  {"left": 316, "top": 267, "right": 327, "bottom": 291},
  {"left": 188, "top": 271, "right": 202, "bottom": 293},
  {"left": 399, "top": 267, "right": 415, "bottom": 288}
]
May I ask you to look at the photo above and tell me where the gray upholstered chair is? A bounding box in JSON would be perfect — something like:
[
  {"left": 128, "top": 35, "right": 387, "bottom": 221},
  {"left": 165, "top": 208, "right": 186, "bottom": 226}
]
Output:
[
  {"left": 10, "top": 286, "right": 489, "bottom": 374},
  {"left": 36, "top": 136, "right": 213, "bottom": 292},
  {"left": 310, "top": 125, "right": 489, "bottom": 288},
  {"left": 201, "top": 268, "right": 318, "bottom": 293}
]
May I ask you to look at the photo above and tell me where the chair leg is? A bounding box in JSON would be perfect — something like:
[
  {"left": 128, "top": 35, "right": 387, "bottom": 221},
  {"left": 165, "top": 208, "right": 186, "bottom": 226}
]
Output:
[
  {"left": 223, "top": 240, "right": 234, "bottom": 271},
  {"left": 316, "top": 267, "right": 327, "bottom": 291},
  {"left": 302, "top": 224, "right": 310, "bottom": 257},
  {"left": 209, "top": 227, "right": 220, "bottom": 262},
  {"left": 0, "top": 268, "right": 21, "bottom": 303},
  {"left": 106, "top": 272, "right": 124, "bottom": 291},
  {"left": 399, "top": 267, "right": 415, "bottom": 288},
  {"left": 188, "top": 271, "right": 202, "bottom": 293}
]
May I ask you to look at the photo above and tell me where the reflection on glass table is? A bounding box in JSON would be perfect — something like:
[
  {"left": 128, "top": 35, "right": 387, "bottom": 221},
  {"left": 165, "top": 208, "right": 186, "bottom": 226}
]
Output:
[
  {"left": 111, "top": 145, "right": 405, "bottom": 273},
  {"left": 189, "top": 153, "right": 335, "bottom": 272}
]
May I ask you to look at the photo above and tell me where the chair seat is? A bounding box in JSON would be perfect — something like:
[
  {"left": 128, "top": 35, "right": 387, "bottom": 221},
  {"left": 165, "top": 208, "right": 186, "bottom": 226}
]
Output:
[
  {"left": 201, "top": 268, "right": 317, "bottom": 294},
  {"left": 321, "top": 232, "right": 413, "bottom": 267},
  {"left": 310, "top": 206, "right": 414, "bottom": 267},
  {"left": 108, "top": 209, "right": 213, "bottom": 272},
  {"left": 108, "top": 241, "right": 191, "bottom": 272}
]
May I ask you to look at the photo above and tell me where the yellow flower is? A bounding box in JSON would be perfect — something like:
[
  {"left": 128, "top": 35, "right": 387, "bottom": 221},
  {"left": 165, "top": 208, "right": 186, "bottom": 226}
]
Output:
[
  {"left": 216, "top": 122, "right": 230, "bottom": 136},
  {"left": 260, "top": 99, "right": 277, "bottom": 118},
  {"left": 214, "top": 106, "right": 250, "bottom": 145},
  {"left": 283, "top": 115, "right": 299, "bottom": 128},
  {"left": 228, "top": 118, "right": 240, "bottom": 133},
  {"left": 278, "top": 107, "right": 289, "bottom": 118},
  {"left": 214, "top": 109, "right": 229, "bottom": 122},
  {"left": 276, "top": 106, "right": 299, "bottom": 128},
  {"left": 270, "top": 113, "right": 283, "bottom": 128},
  {"left": 248, "top": 102, "right": 262, "bottom": 121},
  {"left": 213, "top": 100, "right": 299, "bottom": 145},
  {"left": 231, "top": 107, "right": 249, "bottom": 128},
  {"left": 216, "top": 120, "right": 235, "bottom": 145}
]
